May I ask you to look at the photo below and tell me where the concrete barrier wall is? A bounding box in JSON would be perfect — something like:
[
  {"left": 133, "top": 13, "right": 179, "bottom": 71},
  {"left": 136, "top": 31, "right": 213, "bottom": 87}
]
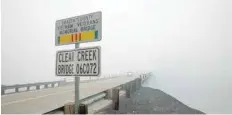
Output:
[
  {"left": 1, "top": 76, "right": 119, "bottom": 95},
  {"left": 1, "top": 81, "right": 62, "bottom": 95},
  {"left": 1, "top": 73, "right": 151, "bottom": 95}
]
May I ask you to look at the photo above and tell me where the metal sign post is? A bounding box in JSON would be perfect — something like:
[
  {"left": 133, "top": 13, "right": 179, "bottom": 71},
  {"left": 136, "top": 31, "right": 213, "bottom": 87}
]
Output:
[{"left": 75, "top": 43, "right": 80, "bottom": 114}]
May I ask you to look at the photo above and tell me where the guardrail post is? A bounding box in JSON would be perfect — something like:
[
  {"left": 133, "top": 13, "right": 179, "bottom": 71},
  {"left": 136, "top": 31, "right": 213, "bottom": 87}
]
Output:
[
  {"left": 27, "top": 86, "right": 30, "bottom": 91},
  {"left": 15, "top": 87, "right": 19, "bottom": 93},
  {"left": 112, "top": 88, "right": 119, "bottom": 110},
  {"left": 136, "top": 78, "right": 141, "bottom": 89},
  {"left": 44, "top": 84, "right": 48, "bottom": 88},
  {"left": 2, "top": 88, "right": 5, "bottom": 95},
  {"left": 64, "top": 102, "right": 75, "bottom": 114},
  {"left": 132, "top": 80, "right": 136, "bottom": 93},
  {"left": 36, "top": 85, "right": 40, "bottom": 90},
  {"left": 126, "top": 83, "right": 131, "bottom": 98},
  {"left": 130, "top": 81, "right": 133, "bottom": 94},
  {"left": 134, "top": 79, "right": 137, "bottom": 90},
  {"left": 120, "top": 84, "right": 124, "bottom": 90},
  {"left": 78, "top": 103, "right": 88, "bottom": 114},
  {"left": 105, "top": 89, "right": 112, "bottom": 100},
  {"left": 135, "top": 79, "right": 138, "bottom": 90},
  {"left": 123, "top": 84, "right": 127, "bottom": 90},
  {"left": 138, "top": 78, "right": 142, "bottom": 88}
]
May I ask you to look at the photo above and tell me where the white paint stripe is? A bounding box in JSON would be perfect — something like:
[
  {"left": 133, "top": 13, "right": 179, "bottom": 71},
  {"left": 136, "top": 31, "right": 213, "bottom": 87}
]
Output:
[{"left": 2, "top": 89, "right": 74, "bottom": 106}]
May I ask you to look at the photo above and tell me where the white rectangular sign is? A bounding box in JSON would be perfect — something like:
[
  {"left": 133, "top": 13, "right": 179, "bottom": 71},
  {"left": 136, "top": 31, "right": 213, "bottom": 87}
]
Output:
[
  {"left": 55, "top": 11, "right": 102, "bottom": 46},
  {"left": 56, "top": 46, "right": 101, "bottom": 76}
]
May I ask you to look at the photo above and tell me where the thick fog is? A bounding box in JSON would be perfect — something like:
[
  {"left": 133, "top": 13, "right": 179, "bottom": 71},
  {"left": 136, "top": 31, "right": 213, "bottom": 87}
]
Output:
[{"left": 2, "top": 0, "right": 232, "bottom": 113}]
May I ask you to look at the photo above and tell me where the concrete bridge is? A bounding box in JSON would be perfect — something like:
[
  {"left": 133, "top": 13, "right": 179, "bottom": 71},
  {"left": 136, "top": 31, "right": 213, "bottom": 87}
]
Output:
[{"left": 1, "top": 72, "right": 151, "bottom": 114}]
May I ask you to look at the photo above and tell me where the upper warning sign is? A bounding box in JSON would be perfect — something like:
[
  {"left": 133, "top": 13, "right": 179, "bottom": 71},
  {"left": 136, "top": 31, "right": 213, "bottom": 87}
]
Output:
[{"left": 55, "top": 11, "right": 102, "bottom": 46}]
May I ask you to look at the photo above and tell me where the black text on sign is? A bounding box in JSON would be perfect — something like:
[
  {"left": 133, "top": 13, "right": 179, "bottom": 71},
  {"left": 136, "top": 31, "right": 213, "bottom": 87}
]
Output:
[{"left": 56, "top": 46, "right": 101, "bottom": 76}]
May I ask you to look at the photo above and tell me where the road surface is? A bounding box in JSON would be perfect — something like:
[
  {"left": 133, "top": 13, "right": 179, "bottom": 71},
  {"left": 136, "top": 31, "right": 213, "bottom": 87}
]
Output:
[{"left": 1, "top": 76, "right": 137, "bottom": 114}]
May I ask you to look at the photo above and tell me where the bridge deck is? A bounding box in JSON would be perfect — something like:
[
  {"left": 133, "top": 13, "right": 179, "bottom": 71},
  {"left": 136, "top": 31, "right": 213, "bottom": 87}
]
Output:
[{"left": 1, "top": 76, "right": 136, "bottom": 114}]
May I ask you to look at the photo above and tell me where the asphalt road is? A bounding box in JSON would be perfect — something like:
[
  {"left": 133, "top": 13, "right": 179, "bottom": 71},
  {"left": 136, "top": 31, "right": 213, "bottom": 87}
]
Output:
[{"left": 1, "top": 76, "right": 137, "bottom": 114}]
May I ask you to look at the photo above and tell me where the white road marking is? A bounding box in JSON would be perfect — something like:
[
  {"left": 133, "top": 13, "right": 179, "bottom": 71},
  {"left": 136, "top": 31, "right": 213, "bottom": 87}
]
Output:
[{"left": 2, "top": 89, "right": 74, "bottom": 106}]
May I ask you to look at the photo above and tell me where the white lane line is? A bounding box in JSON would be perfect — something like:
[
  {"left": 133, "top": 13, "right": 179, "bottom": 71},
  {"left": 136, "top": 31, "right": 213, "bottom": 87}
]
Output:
[{"left": 2, "top": 89, "right": 74, "bottom": 106}]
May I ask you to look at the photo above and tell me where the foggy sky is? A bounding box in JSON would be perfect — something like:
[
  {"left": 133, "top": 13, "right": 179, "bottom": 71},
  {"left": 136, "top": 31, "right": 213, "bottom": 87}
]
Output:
[{"left": 2, "top": 0, "right": 232, "bottom": 113}]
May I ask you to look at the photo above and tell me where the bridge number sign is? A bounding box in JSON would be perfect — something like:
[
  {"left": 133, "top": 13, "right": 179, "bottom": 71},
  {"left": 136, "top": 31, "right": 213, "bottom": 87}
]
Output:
[{"left": 56, "top": 46, "right": 101, "bottom": 76}]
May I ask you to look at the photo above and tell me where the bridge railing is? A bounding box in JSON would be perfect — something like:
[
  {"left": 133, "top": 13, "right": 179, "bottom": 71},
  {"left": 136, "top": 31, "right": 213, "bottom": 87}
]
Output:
[
  {"left": 46, "top": 72, "right": 152, "bottom": 114},
  {"left": 1, "top": 76, "right": 119, "bottom": 95}
]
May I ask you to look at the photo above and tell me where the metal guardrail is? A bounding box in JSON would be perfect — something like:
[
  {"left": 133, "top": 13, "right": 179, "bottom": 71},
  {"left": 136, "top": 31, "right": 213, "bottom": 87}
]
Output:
[
  {"left": 46, "top": 72, "right": 152, "bottom": 114},
  {"left": 1, "top": 76, "right": 119, "bottom": 95},
  {"left": 80, "top": 72, "right": 151, "bottom": 105}
]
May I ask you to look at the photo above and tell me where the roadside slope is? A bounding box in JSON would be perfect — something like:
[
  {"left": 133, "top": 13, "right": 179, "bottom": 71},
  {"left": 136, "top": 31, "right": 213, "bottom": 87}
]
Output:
[{"left": 96, "top": 87, "right": 204, "bottom": 114}]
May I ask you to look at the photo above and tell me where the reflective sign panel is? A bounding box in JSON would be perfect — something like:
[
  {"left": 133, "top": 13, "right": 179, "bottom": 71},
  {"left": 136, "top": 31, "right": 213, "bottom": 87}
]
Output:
[
  {"left": 55, "top": 11, "right": 102, "bottom": 46},
  {"left": 56, "top": 46, "right": 101, "bottom": 76}
]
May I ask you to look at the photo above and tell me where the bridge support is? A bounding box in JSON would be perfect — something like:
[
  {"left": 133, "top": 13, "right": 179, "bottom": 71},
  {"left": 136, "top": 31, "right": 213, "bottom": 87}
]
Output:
[
  {"left": 64, "top": 102, "right": 75, "bottom": 114},
  {"left": 112, "top": 88, "right": 119, "bottom": 110}
]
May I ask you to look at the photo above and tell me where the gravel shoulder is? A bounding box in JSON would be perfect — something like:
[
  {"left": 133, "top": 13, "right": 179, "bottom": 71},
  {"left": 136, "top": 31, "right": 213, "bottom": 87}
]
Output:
[{"left": 95, "top": 87, "right": 204, "bottom": 114}]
